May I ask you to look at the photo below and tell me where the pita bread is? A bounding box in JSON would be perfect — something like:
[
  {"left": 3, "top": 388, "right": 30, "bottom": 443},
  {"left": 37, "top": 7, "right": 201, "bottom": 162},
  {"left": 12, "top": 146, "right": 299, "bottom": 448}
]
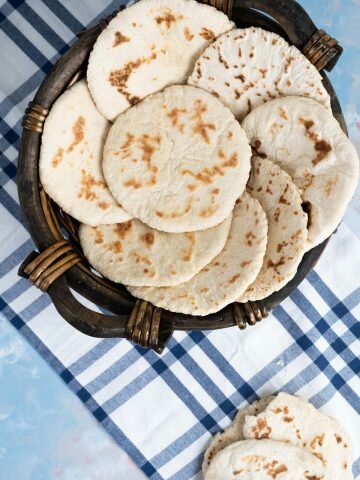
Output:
[
  {"left": 204, "top": 439, "right": 325, "bottom": 480},
  {"left": 87, "top": 0, "right": 234, "bottom": 121},
  {"left": 78, "top": 214, "right": 231, "bottom": 287},
  {"left": 239, "top": 158, "right": 308, "bottom": 302},
  {"left": 188, "top": 27, "right": 331, "bottom": 121},
  {"left": 40, "top": 80, "right": 132, "bottom": 226},
  {"left": 203, "top": 397, "right": 275, "bottom": 474},
  {"left": 243, "top": 392, "right": 353, "bottom": 480},
  {"left": 103, "top": 85, "right": 251, "bottom": 233},
  {"left": 127, "top": 192, "right": 268, "bottom": 315},
  {"left": 242, "top": 96, "right": 359, "bottom": 250}
]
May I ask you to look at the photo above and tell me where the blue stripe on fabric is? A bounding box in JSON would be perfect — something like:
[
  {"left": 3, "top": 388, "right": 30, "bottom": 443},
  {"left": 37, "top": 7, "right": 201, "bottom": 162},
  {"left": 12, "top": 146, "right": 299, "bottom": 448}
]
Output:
[
  {"left": 0, "top": 13, "right": 52, "bottom": 71},
  {"left": 0, "top": 239, "right": 33, "bottom": 277},
  {"left": 39, "top": 0, "right": 84, "bottom": 33},
  {"left": 0, "top": 187, "right": 23, "bottom": 222}
]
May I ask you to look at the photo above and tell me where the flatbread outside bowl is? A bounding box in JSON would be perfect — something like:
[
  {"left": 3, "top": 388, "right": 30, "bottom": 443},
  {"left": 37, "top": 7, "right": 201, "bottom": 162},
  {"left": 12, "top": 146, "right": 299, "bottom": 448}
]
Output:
[
  {"left": 239, "top": 157, "right": 308, "bottom": 302},
  {"left": 78, "top": 213, "right": 232, "bottom": 287},
  {"left": 243, "top": 392, "right": 354, "bottom": 480},
  {"left": 39, "top": 80, "right": 132, "bottom": 226},
  {"left": 87, "top": 0, "right": 234, "bottom": 121},
  {"left": 188, "top": 27, "right": 331, "bottom": 121},
  {"left": 241, "top": 96, "right": 359, "bottom": 250},
  {"left": 203, "top": 396, "right": 275, "bottom": 474},
  {"left": 204, "top": 439, "right": 325, "bottom": 480},
  {"left": 127, "top": 192, "right": 268, "bottom": 316},
  {"left": 103, "top": 85, "right": 252, "bottom": 233}
]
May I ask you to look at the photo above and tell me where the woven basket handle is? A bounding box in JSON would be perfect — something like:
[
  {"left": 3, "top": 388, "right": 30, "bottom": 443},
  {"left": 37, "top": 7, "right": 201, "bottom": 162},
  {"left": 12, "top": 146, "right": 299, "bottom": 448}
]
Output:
[
  {"left": 233, "top": 0, "right": 342, "bottom": 71},
  {"left": 18, "top": 250, "right": 173, "bottom": 353}
]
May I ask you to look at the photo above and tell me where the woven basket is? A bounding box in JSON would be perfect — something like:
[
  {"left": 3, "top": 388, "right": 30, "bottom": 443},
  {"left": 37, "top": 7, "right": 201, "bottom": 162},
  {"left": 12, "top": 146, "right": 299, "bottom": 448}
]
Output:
[{"left": 18, "top": 0, "right": 346, "bottom": 353}]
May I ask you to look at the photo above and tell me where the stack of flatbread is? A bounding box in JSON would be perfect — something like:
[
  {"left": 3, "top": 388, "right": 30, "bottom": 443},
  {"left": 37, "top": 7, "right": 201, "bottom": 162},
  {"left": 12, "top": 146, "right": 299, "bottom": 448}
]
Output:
[
  {"left": 203, "top": 392, "right": 354, "bottom": 480},
  {"left": 39, "top": 0, "right": 359, "bottom": 317}
]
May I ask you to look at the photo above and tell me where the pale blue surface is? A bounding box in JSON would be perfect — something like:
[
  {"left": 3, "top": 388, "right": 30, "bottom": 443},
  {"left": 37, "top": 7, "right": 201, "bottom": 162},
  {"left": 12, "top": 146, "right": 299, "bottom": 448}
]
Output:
[{"left": 0, "top": 1, "right": 359, "bottom": 479}]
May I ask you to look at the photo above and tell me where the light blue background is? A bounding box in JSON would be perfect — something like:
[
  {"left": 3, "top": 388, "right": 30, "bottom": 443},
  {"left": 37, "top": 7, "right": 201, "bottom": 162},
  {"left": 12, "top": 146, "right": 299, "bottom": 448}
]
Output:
[{"left": 0, "top": 1, "right": 359, "bottom": 479}]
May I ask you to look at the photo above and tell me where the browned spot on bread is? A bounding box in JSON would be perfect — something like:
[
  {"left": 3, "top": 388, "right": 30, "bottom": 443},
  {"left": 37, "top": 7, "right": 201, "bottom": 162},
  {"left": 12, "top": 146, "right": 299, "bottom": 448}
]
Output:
[
  {"left": 249, "top": 52, "right": 254, "bottom": 58},
  {"left": 238, "top": 47, "right": 242, "bottom": 57},
  {"left": 156, "top": 200, "right": 192, "bottom": 219},
  {"left": 211, "top": 188, "right": 220, "bottom": 195},
  {"left": 251, "top": 418, "right": 272, "bottom": 439},
  {"left": 184, "top": 27, "right": 194, "bottom": 41},
  {"left": 218, "top": 48, "right": 230, "bottom": 69},
  {"left": 272, "top": 38, "right": 278, "bottom": 45},
  {"left": 78, "top": 170, "right": 106, "bottom": 201},
  {"left": 123, "top": 178, "right": 142, "bottom": 189},
  {"left": 94, "top": 228, "right": 104, "bottom": 244},
  {"left": 305, "top": 475, "right": 323, "bottom": 480},
  {"left": 335, "top": 434, "right": 342, "bottom": 444},
  {"left": 187, "top": 184, "right": 197, "bottom": 191},
  {"left": 181, "top": 150, "right": 237, "bottom": 184},
  {"left": 97, "top": 201, "right": 110, "bottom": 210},
  {"left": 227, "top": 131, "right": 233, "bottom": 140},
  {"left": 200, "top": 287, "right": 209, "bottom": 293},
  {"left": 114, "top": 221, "right": 132, "bottom": 239},
  {"left": 324, "top": 178, "right": 336, "bottom": 196},
  {"left": 67, "top": 116, "right": 85, "bottom": 153},
  {"left": 229, "top": 273, "right": 241, "bottom": 284},
  {"left": 313, "top": 140, "right": 332, "bottom": 166},
  {"left": 182, "top": 233, "right": 195, "bottom": 262},
  {"left": 200, "top": 27, "right": 215, "bottom": 41},
  {"left": 140, "top": 232, "right": 155, "bottom": 248},
  {"left": 283, "top": 415, "right": 294, "bottom": 423},
  {"left": 136, "top": 133, "right": 161, "bottom": 181},
  {"left": 247, "top": 98, "right": 252, "bottom": 114},
  {"left": 310, "top": 434, "right": 325, "bottom": 449},
  {"left": 133, "top": 252, "right": 151, "bottom": 265},
  {"left": 199, "top": 205, "right": 218, "bottom": 218},
  {"left": 109, "top": 53, "right": 157, "bottom": 105},
  {"left": 167, "top": 108, "right": 186, "bottom": 133},
  {"left": 278, "top": 107, "right": 288, "bottom": 120},
  {"left": 235, "top": 89, "right": 241, "bottom": 99},
  {"left": 284, "top": 56, "right": 295, "bottom": 73},
  {"left": 236, "top": 74, "right": 245, "bottom": 83},
  {"left": 245, "top": 231, "right": 256, "bottom": 247},
  {"left": 259, "top": 68, "right": 267, "bottom": 78},
  {"left": 52, "top": 147, "right": 64, "bottom": 168},
  {"left": 233, "top": 470, "right": 243, "bottom": 476},
  {"left": 279, "top": 184, "right": 290, "bottom": 205},
  {"left": 225, "top": 81, "right": 230, "bottom": 87},
  {"left": 155, "top": 9, "right": 183, "bottom": 28},
  {"left": 267, "top": 257, "right": 285, "bottom": 275},
  {"left": 277, "top": 241, "right": 288, "bottom": 253},
  {"left": 299, "top": 117, "right": 332, "bottom": 165},
  {"left": 266, "top": 185, "right": 273, "bottom": 194},
  {"left": 296, "top": 429, "right": 302, "bottom": 440},
  {"left": 116, "top": 132, "right": 135, "bottom": 158},
  {"left": 344, "top": 463, "right": 348, "bottom": 470},
  {"left": 303, "top": 171, "right": 315, "bottom": 191},
  {"left": 190, "top": 99, "right": 216, "bottom": 144},
  {"left": 264, "top": 461, "right": 288, "bottom": 478},
  {"left": 108, "top": 241, "right": 122, "bottom": 253},
  {"left": 113, "top": 31, "right": 130, "bottom": 47},
  {"left": 313, "top": 452, "right": 327, "bottom": 466},
  {"left": 241, "top": 261, "right": 251, "bottom": 268}
]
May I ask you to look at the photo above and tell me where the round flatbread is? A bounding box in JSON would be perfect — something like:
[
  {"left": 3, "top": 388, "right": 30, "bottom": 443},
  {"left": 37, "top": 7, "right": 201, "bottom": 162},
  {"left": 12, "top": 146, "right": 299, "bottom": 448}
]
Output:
[
  {"left": 243, "top": 392, "right": 353, "bottom": 480},
  {"left": 127, "top": 192, "right": 268, "bottom": 315},
  {"left": 40, "top": 80, "right": 132, "bottom": 226},
  {"left": 188, "top": 27, "right": 331, "bottom": 120},
  {"left": 203, "top": 397, "right": 275, "bottom": 474},
  {"left": 87, "top": 0, "right": 234, "bottom": 121},
  {"left": 204, "top": 439, "right": 325, "bottom": 480},
  {"left": 79, "top": 214, "right": 232, "bottom": 287},
  {"left": 104, "top": 85, "right": 251, "bottom": 233},
  {"left": 241, "top": 96, "right": 359, "bottom": 250},
  {"left": 239, "top": 157, "right": 308, "bottom": 302}
]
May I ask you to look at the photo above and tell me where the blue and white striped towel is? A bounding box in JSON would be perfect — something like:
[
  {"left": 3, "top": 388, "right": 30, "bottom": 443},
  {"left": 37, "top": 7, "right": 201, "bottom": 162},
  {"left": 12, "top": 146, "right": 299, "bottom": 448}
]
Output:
[{"left": 0, "top": 1, "right": 359, "bottom": 479}]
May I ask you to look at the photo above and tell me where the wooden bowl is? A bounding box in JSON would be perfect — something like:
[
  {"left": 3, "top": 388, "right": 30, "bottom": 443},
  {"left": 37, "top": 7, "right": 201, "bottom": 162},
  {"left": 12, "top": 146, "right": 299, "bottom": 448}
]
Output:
[{"left": 17, "top": 0, "right": 346, "bottom": 353}]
